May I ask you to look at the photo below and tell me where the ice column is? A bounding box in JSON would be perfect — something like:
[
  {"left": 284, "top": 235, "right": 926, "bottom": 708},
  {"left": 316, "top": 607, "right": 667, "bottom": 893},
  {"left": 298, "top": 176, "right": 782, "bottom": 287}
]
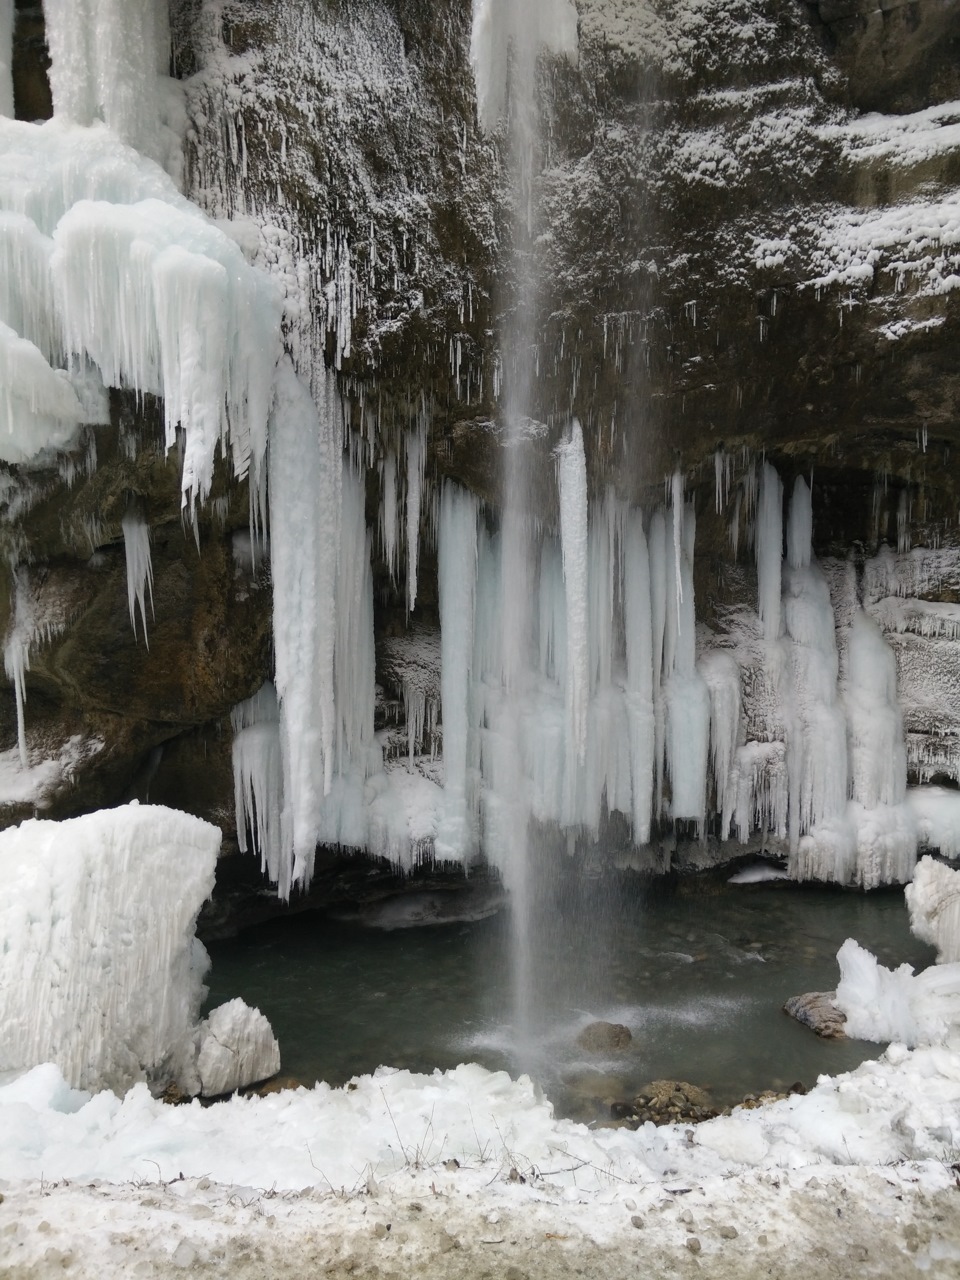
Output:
[
  {"left": 845, "top": 610, "right": 916, "bottom": 888},
  {"left": 782, "top": 477, "right": 852, "bottom": 880},
  {"left": 557, "top": 420, "right": 589, "bottom": 794},
  {"left": 623, "top": 512, "right": 655, "bottom": 842},
  {"left": 757, "top": 461, "right": 783, "bottom": 642},
  {"left": 405, "top": 419, "right": 426, "bottom": 612},
  {"left": 231, "top": 683, "right": 282, "bottom": 885},
  {"left": 3, "top": 568, "right": 32, "bottom": 767},
  {"left": 663, "top": 496, "right": 710, "bottom": 827},
  {"left": 269, "top": 358, "right": 342, "bottom": 897},
  {"left": 0, "top": 0, "right": 13, "bottom": 119},
  {"left": 436, "top": 483, "right": 479, "bottom": 862},
  {"left": 121, "top": 500, "right": 154, "bottom": 645}
]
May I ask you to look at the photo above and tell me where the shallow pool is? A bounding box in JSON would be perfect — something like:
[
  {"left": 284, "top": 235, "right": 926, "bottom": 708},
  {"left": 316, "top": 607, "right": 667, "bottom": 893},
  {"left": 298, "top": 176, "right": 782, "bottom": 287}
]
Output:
[{"left": 204, "top": 870, "right": 935, "bottom": 1116}]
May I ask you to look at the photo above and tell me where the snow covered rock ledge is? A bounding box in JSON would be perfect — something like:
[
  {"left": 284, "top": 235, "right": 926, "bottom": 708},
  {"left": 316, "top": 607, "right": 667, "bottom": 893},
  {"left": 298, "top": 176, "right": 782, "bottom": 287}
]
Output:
[{"left": 0, "top": 803, "right": 220, "bottom": 1094}]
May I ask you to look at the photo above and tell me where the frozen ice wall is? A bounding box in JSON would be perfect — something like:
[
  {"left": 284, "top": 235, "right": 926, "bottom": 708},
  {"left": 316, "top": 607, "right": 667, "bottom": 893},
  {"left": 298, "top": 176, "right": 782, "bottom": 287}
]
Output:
[
  {"left": 0, "top": 804, "right": 220, "bottom": 1093},
  {"left": 43, "top": 0, "right": 175, "bottom": 167}
]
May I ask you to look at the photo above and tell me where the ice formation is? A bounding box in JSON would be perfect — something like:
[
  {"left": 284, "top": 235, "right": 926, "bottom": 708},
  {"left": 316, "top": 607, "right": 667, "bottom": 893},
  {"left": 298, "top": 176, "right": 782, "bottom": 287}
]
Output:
[
  {"left": 906, "top": 855, "right": 960, "bottom": 964},
  {"left": 0, "top": 114, "right": 281, "bottom": 512},
  {"left": 196, "top": 998, "right": 281, "bottom": 1098},
  {"left": 121, "top": 501, "right": 154, "bottom": 644},
  {"left": 834, "top": 937, "right": 960, "bottom": 1047},
  {"left": 0, "top": 804, "right": 220, "bottom": 1093}
]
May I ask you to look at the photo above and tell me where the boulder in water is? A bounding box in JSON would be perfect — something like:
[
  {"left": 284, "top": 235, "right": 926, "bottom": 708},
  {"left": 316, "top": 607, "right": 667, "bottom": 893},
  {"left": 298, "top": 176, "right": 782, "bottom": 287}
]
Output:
[
  {"left": 783, "top": 991, "right": 847, "bottom": 1039},
  {"left": 576, "top": 1021, "right": 632, "bottom": 1053}
]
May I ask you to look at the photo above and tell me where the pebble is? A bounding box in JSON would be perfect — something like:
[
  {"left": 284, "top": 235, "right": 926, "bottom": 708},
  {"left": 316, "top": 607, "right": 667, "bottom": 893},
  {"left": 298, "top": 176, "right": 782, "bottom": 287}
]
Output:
[
  {"left": 686, "top": 1238, "right": 702, "bottom": 1255},
  {"left": 630, "top": 1216, "right": 644, "bottom": 1230},
  {"left": 758, "top": 1234, "right": 769, "bottom": 1246},
  {"left": 718, "top": 1225, "right": 738, "bottom": 1240}
]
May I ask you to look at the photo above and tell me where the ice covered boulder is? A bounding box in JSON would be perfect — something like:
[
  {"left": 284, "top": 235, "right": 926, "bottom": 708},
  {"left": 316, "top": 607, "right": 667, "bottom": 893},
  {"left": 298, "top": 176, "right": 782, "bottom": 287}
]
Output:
[
  {"left": 196, "top": 998, "right": 281, "bottom": 1097},
  {"left": 906, "top": 855, "right": 960, "bottom": 964},
  {"left": 0, "top": 802, "right": 220, "bottom": 1093}
]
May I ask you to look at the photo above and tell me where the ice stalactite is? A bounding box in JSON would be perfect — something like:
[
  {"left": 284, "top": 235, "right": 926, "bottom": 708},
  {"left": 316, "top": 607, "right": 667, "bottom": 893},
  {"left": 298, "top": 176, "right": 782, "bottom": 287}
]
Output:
[
  {"left": 663, "top": 495, "right": 710, "bottom": 829},
  {"left": 43, "top": 0, "right": 174, "bottom": 168},
  {"left": 380, "top": 448, "right": 399, "bottom": 583},
  {"left": 405, "top": 417, "right": 426, "bottom": 613},
  {"left": 0, "top": 0, "right": 13, "bottom": 119},
  {"left": 557, "top": 420, "right": 589, "bottom": 779},
  {"left": 121, "top": 501, "right": 154, "bottom": 645},
  {"left": 268, "top": 358, "right": 342, "bottom": 898},
  {"left": 781, "top": 476, "right": 852, "bottom": 879},
  {"left": 323, "top": 463, "right": 378, "bottom": 846},
  {"left": 757, "top": 461, "right": 783, "bottom": 643},
  {"left": 3, "top": 569, "right": 33, "bottom": 768},
  {"left": 845, "top": 611, "right": 916, "bottom": 888},
  {"left": 231, "top": 683, "right": 282, "bottom": 886},
  {"left": 700, "top": 650, "right": 742, "bottom": 835},
  {"left": 53, "top": 198, "right": 282, "bottom": 522},
  {"left": 436, "top": 484, "right": 479, "bottom": 863},
  {"left": 623, "top": 512, "right": 655, "bottom": 844}
]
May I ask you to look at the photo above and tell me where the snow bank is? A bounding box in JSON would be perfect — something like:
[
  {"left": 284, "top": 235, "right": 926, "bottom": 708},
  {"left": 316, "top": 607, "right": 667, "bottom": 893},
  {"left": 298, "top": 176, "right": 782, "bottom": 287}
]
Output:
[
  {"left": 0, "top": 803, "right": 220, "bottom": 1093},
  {"left": 3, "top": 1038, "right": 960, "bottom": 1194}
]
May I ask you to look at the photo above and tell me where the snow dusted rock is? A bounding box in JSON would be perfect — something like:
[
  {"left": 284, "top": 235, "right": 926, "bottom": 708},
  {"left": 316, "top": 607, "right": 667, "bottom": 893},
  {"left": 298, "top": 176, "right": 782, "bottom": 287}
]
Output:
[
  {"left": 0, "top": 803, "right": 219, "bottom": 1094},
  {"left": 196, "top": 998, "right": 281, "bottom": 1097},
  {"left": 906, "top": 855, "right": 960, "bottom": 964},
  {"left": 783, "top": 991, "right": 848, "bottom": 1039}
]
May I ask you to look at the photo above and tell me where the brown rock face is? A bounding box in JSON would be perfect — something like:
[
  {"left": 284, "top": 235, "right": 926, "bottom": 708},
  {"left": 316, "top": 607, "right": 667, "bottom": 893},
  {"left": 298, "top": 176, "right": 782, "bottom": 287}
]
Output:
[{"left": 576, "top": 1021, "right": 634, "bottom": 1053}]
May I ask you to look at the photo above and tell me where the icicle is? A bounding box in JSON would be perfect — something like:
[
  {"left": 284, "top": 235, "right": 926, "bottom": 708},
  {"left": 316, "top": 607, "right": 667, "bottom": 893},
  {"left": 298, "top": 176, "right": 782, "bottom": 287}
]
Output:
[
  {"left": 231, "top": 682, "right": 283, "bottom": 884},
  {"left": 3, "top": 568, "right": 32, "bottom": 768},
  {"left": 121, "top": 499, "right": 154, "bottom": 646},
  {"left": 756, "top": 462, "right": 783, "bottom": 642},
  {"left": 436, "top": 483, "right": 478, "bottom": 862},
  {"left": 269, "top": 358, "right": 341, "bottom": 898},
  {"left": 898, "top": 489, "right": 912, "bottom": 554},
  {"left": 557, "top": 419, "right": 589, "bottom": 774},
  {"left": 786, "top": 474, "right": 812, "bottom": 569},
  {"left": 663, "top": 497, "right": 710, "bottom": 828},
  {"left": 405, "top": 418, "right": 426, "bottom": 612},
  {"left": 623, "top": 511, "right": 654, "bottom": 843},
  {"left": 670, "top": 469, "right": 684, "bottom": 629},
  {"left": 700, "top": 650, "right": 741, "bottom": 836},
  {"left": 844, "top": 611, "right": 915, "bottom": 888},
  {"left": 380, "top": 448, "right": 399, "bottom": 582}
]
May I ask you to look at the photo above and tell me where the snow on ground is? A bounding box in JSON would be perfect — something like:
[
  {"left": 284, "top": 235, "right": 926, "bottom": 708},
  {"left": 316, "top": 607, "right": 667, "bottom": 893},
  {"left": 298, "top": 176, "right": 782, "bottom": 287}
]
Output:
[{"left": 2, "top": 1044, "right": 960, "bottom": 1278}]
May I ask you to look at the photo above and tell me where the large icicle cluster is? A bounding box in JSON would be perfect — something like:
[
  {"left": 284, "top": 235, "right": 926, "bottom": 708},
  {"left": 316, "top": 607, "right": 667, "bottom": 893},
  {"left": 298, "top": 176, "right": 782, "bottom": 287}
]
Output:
[{"left": 0, "top": 107, "right": 281, "bottom": 513}]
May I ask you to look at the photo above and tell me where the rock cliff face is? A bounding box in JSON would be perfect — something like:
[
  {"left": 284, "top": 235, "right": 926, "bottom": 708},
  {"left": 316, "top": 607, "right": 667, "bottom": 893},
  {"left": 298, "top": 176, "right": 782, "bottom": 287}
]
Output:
[{"left": 4, "top": 0, "right": 960, "bottom": 911}]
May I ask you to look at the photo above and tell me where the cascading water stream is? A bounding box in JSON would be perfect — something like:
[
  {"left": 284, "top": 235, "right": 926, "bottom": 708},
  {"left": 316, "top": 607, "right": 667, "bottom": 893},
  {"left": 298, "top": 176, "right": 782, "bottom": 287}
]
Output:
[{"left": 470, "top": 0, "right": 579, "bottom": 1063}]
